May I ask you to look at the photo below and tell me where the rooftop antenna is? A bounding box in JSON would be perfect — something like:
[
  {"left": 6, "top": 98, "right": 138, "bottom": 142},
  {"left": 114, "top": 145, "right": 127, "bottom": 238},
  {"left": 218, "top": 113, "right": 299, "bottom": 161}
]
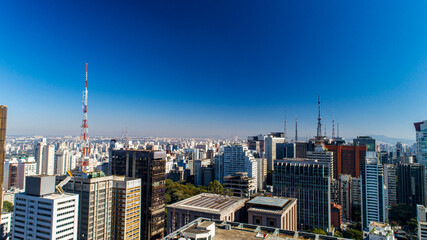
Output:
[
  {"left": 284, "top": 113, "right": 287, "bottom": 140},
  {"left": 315, "top": 95, "right": 324, "bottom": 146},
  {"left": 332, "top": 111, "right": 335, "bottom": 139}
]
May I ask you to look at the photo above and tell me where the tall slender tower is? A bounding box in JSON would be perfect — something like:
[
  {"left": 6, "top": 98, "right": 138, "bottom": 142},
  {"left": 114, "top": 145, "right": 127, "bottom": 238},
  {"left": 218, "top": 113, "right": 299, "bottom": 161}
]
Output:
[
  {"left": 332, "top": 111, "right": 335, "bottom": 139},
  {"left": 315, "top": 95, "right": 323, "bottom": 146},
  {"left": 284, "top": 113, "right": 287, "bottom": 140},
  {"left": 80, "top": 63, "right": 89, "bottom": 167},
  {"left": 0, "top": 105, "right": 7, "bottom": 216},
  {"left": 295, "top": 117, "right": 298, "bottom": 142}
]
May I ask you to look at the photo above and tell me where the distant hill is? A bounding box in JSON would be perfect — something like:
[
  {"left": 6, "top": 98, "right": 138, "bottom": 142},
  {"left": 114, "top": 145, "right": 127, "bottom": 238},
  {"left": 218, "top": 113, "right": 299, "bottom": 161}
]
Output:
[{"left": 365, "top": 135, "right": 415, "bottom": 145}]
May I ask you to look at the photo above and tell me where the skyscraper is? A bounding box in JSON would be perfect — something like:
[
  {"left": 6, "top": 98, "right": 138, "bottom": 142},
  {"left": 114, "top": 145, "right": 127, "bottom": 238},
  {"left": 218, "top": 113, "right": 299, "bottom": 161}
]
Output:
[
  {"left": 384, "top": 164, "right": 397, "bottom": 207},
  {"left": 0, "top": 106, "right": 6, "bottom": 218},
  {"left": 361, "top": 152, "right": 387, "bottom": 231},
  {"left": 16, "top": 157, "right": 37, "bottom": 189},
  {"left": 273, "top": 159, "right": 331, "bottom": 231},
  {"left": 34, "top": 140, "right": 46, "bottom": 175},
  {"left": 110, "top": 149, "right": 166, "bottom": 240},
  {"left": 265, "top": 136, "right": 285, "bottom": 170},
  {"left": 42, "top": 144, "right": 55, "bottom": 175},
  {"left": 13, "top": 176, "right": 79, "bottom": 240},
  {"left": 59, "top": 172, "right": 113, "bottom": 240},
  {"left": 112, "top": 176, "right": 141, "bottom": 240},
  {"left": 397, "top": 163, "right": 426, "bottom": 209},
  {"left": 214, "top": 144, "right": 257, "bottom": 187},
  {"left": 325, "top": 145, "right": 366, "bottom": 179}
]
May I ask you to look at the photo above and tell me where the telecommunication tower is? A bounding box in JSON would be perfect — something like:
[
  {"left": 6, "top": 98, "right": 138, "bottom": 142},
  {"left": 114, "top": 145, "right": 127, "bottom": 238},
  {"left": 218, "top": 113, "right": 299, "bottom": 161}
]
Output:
[{"left": 80, "top": 63, "right": 89, "bottom": 167}]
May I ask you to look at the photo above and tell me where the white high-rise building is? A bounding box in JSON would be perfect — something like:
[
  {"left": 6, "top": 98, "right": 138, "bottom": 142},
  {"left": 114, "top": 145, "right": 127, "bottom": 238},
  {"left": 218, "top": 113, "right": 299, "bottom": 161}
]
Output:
[
  {"left": 265, "top": 136, "right": 284, "bottom": 170},
  {"left": 42, "top": 144, "right": 55, "bottom": 175},
  {"left": 12, "top": 176, "right": 79, "bottom": 240},
  {"left": 34, "top": 141, "right": 46, "bottom": 175},
  {"left": 55, "top": 149, "right": 70, "bottom": 175},
  {"left": 361, "top": 152, "right": 387, "bottom": 231},
  {"left": 215, "top": 144, "right": 257, "bottom": 187},
  {"left": 415, "top": 121, "right": 427, "bottom": 194},
  {"left": 16, "top": 157, "right": 37, "bottom": 190}
]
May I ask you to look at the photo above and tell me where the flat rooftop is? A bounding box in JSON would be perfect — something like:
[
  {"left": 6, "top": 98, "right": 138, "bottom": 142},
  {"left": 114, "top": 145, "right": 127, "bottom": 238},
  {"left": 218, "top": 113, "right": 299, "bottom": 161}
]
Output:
[
  {"left": 248, "top": 196, "right": 289, "bottom": 208},
  {"left": 167, "top": 193, "right": 247, "bottom": 215},
  {"left": 164, "top": 218, "right": 351, "bottom": 240}
]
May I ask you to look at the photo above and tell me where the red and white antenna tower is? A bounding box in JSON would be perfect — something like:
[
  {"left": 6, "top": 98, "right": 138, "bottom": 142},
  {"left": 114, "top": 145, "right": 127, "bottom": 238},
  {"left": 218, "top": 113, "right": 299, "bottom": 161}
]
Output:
[{"left": 80, "top": 63, "right": 89, "bottom": 167}]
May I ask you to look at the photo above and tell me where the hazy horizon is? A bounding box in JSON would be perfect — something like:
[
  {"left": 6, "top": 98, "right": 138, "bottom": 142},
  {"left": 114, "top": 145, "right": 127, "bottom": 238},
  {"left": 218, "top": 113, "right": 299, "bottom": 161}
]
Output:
[{"left": 2, "top": 1, "right": 427, "bottom": 139}]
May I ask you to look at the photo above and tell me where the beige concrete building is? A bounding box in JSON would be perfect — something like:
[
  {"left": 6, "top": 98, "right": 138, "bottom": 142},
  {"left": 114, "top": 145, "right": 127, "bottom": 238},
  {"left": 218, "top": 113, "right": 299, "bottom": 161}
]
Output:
[
  {"left": 223, "top": 172, "right": 257, "bottom": 198},
  {"left": 246, "top": 196, "right": 297, "bottom": 231},
  {"left": 59, "top": 171, "right": 113, "bottom": 240},
  {"left": 166, "top": 193, "right": 247, "bottom": 234},
  {"left": 112, "top": 176, "right": 141, "bottom": 240}
]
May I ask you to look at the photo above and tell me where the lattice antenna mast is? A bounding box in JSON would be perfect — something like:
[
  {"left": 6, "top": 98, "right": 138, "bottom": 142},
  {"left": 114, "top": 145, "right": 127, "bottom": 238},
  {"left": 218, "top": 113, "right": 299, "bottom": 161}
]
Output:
[
  {"left": 81, "top": 63, "right": 89, "bottom": 158},
  {"left": 332, "top": 111, "right": 335, "bottom": 139},
  {"left": 284, "top": 113, "right": 287, "bottom": 140},
  {"left": 315, "top": 95, "right": 324, "bottom": 146}
]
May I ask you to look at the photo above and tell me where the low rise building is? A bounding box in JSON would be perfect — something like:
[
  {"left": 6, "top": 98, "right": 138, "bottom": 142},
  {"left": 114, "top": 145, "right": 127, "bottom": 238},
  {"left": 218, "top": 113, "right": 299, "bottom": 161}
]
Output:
[
  {"left": 246, "top": 196, "right": 297, "bottom": 231},
  {"left": 0, "top": 212, "right": 12, "bottom": 240},
  {"left": 164, "top": 217, "right": 351, "bottom": 240},
  {"left": 166, "top": 193, "right": 247, "bottom": 234},
  {"left": 223, "top": 172, "right": 257, "bottom": 197},
  {"left": 363, "top": 221, "right": 394, "bottom": 240}
]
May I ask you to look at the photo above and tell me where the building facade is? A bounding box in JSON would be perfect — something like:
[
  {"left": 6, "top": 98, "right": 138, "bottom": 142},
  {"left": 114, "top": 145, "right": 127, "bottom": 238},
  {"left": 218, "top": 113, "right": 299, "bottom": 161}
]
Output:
[
  {"left": 112, "top": 176, "right": 141, "bottom": 240},
  {"left": 60, "top": 172, "right": 113, "bottom": 240},
  {"left": 13, "top": 176, "right": 79, "bottom": 240},
  {"left": 223, "top": 172, "right": 257, "bottom": 197},
  {"left": 361, "top": 152, "right": 387, "bottom": 231},
  {"left": 325, "top": 145, "right": 366, "bottom": 179},
  {"left": 397, "top": 163, "right": 426, "bottom": 209},
  {"left": 110, "top": 149, "right": 166, "bottom": 240},
  {"left": 273, "top": 159, "right": 331, "bottom": 231}
]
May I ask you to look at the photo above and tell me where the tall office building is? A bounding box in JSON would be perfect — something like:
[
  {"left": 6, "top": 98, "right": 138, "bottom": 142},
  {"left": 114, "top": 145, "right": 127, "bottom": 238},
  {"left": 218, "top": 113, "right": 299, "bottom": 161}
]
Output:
[
  {"left": 354, "top": 136, "right": 376, "bottom": 152},
  {"left": 110, "top": 149, "right": 166, "bottom": 240},
  {"left": 214, "top": 144, "right": 257, "bottom": 187},
  {"left": 7, "top": 159, "right": 18, "bottom": 188},
  {"left": 415, "top": 121, "right": 427, "bottom": 195},
  {"left": 247, "top": 134, "right": 265, "bottom": 153},
  {"left": 325, "top": 145, "right": 366, "bottom": 179},
  {"left": 59, "top": 172, "right": 113, "bottom": 240},
  {"left": 265, "top": 136, "right": 285, "bottom": 170},
  {"left": 34, "top": 140, "right": 46, "bottom": 175},
  {"left": 0, "top": 105, "right": 7, "bottom": 216},
  {"left": 112, "top": 176, "right": 141, "bottom": 240},
  {"left": 13, "top": 176, "right": 79, "bottom": 240},
  {"left": 193, "top": 159, "right": 211, "bottom": 186},
  {"left": 338, "top": 174, "right": 352, "bottom": 222},
  {"left": 361, "top": 152, "right": 387, "bottom": 231},
  {"left": 397, "top": 163, "right": 426, "bottom": 209},
  {"left": 383, "top": 164, "right": 397, "bottom": 207},
  {"left": 55, "top": 149, "right": 71, "bottom": 175},
  {"left": 307, "top": 146, "right": 334, "bottom": 179},
  {"left": 42, "top": 144, "right": 55, "bottom": 175},
  {"left": 273, "top": 159, "right": 331, "bottom": 231}
]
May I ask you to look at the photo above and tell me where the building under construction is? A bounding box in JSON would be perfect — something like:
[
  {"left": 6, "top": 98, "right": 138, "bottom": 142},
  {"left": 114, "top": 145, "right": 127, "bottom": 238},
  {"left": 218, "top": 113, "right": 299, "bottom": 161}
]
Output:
[{"left": 110, "top": 149, "right": 166, "bottom": 240}]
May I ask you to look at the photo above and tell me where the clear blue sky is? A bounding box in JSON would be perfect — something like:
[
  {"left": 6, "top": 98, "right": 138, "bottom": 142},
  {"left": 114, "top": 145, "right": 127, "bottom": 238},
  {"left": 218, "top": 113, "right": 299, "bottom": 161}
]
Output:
[{"left": 1, "top": 0, "right": 427, "bottom": 139}]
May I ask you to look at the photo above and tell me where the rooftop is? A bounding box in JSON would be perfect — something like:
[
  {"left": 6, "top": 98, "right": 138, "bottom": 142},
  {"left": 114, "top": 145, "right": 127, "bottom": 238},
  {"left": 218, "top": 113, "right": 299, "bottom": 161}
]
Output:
[
  {"left": 248, "top": 196, "right": 289, "bottom": 208},
  {"left": 164, "top": 218, "right": 350, "bottom": 240},
  {"left": 167, "top": 193, "right": 247, "bottom": 215}
]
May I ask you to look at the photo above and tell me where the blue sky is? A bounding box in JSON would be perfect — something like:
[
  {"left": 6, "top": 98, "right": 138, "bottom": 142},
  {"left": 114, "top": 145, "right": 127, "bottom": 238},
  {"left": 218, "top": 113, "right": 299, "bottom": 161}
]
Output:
[{"left": 1, "top": 0, "right": 427, "bottom": 139}]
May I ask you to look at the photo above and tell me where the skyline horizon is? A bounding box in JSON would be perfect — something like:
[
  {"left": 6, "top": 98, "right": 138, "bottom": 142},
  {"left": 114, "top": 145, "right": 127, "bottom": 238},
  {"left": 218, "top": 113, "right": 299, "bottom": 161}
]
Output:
[{"left": 2, "top": 1, "right": 427, "bottom": 139}]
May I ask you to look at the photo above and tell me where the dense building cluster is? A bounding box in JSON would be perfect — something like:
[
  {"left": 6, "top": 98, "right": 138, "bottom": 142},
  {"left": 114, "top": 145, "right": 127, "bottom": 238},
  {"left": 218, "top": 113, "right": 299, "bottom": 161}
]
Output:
[{"left": 0, "top": 102, "right": 426, "bottom": 240}]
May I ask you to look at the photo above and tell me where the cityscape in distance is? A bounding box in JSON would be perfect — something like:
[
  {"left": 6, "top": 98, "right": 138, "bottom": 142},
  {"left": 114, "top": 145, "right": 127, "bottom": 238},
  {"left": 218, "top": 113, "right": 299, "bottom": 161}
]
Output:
[{"left": 1, "top": 1, "right": 427, "bottom": 240}]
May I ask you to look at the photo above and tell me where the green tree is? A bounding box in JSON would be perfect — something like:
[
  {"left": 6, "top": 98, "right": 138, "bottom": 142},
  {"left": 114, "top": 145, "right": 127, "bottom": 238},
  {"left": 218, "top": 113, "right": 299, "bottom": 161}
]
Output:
[
  {"left": 2, "top": 201, "right": 13, "bottom": 212},
  {"left": 207, "top": 180, "right": 224, "bottom": 194},
  {"left": 334, "top": 231, "right": 343, "bottom": 237},
  {"left": 389, "top": 204, "right": 415, "bottom": 226},
  {"left": 308, "top": 228, "right": 327, "bottom": 235},
  {"left": 343, "top": 228, "right": 363, "bottom": 240},
  {"left": 407, "top": 218, "right": 418, "bottom": 236}
]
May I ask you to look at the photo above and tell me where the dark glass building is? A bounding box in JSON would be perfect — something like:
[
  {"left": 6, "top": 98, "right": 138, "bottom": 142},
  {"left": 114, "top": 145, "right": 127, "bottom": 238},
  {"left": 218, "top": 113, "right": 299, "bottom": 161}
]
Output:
[{"left": 110, "top": 149, "right": 166, "bottom": 240}]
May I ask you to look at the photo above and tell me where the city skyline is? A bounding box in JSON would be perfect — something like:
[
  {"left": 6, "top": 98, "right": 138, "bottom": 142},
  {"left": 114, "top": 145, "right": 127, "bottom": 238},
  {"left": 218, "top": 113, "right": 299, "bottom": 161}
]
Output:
[{"left": 2, "top": 1, "right": 427, "bottom": 139}]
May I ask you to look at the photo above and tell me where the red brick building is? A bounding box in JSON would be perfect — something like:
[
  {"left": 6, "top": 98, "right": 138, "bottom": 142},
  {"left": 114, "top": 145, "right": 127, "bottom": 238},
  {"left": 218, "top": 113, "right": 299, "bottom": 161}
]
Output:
[
  {"left": 331, "top": 203, "right": 342, "bottom": 229},
  {"left": 325, "top": 145, "right": 366, "bottom": 179}
]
